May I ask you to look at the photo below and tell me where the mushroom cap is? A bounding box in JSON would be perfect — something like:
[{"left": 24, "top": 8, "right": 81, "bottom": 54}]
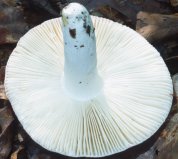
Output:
[{"left": 5, "top": 16, "right": 173, "bottom": 157}]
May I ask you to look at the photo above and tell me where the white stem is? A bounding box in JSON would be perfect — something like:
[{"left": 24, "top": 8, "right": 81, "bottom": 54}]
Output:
[{"left": 61, "top": 3, "right": 103, "bottom": 101}]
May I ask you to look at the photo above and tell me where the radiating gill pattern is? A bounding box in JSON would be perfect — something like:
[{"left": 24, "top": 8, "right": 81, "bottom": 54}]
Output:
[{"left": 5, "top": 16, "right": 173, "bottom": 157}]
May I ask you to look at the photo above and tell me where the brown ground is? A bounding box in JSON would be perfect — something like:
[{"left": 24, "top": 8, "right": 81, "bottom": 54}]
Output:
[{"left": 0, "top": 0, "right": 178, "bottom": 159}]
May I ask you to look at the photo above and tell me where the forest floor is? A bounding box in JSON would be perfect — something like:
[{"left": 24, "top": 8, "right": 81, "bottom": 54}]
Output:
[{"left": 0, "top": 0, "right": 178, "bottom": 159}]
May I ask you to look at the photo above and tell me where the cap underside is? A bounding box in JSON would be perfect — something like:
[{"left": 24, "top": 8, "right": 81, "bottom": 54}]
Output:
[{"left": 5, "top": 16, "right": 173, "bottom": 157}]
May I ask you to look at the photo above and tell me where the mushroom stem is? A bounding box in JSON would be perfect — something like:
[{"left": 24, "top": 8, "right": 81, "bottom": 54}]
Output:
[{"left": 61, "top": 3, "right": 103, "bottom": 101}]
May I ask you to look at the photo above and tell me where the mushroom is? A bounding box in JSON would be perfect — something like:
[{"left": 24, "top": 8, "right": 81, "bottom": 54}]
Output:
[{"left": 5, "top": 3, "right": 173, "bottom": 158}]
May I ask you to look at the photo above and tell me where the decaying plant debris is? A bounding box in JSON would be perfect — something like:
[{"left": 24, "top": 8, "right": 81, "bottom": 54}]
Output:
[
  {"left": 0, "top": 1, "right": 28, "bottom": 44},
  {"left": 0, "top": 66, "right": 7, "bottom": 100},
  {"left": 0, "top": 102, "right": 14, "bottom": 159},
  {"left": 0, "top": 0, "right": 178, "bottom": 159},
  {"left": 136, "top": 12, "right": 178, "bottom": 42}
]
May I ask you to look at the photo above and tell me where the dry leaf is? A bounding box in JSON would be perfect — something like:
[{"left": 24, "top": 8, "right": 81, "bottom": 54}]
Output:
[
  {"left": 11, "top": 146, "right": 24, "bottom": 159},
  {"left": 136, "top": 102, "right": 178, "bottom": 159},
  {"left": 0, "top": 85, "right": 7, "bottom": 100},
  {"left": 170, "top": 0, "right": 178, "bottom": 7},
  {"left": 75, "top": 0, "right": 172, "bottom": 25},
  {"left": 0, "top": 66, "right": 7, "bottom": 100},
  {"left": 0, "top": 106, "right": 14, "bottom": 159},
  {"left": 0, "top": 1, "right": 28, "bottom": 44},
  {"left": 173, "top": 74, "right": 178, "bottom": 96},
  {"left": 136, "top": 12, "right": 178, "bottom": 42}
]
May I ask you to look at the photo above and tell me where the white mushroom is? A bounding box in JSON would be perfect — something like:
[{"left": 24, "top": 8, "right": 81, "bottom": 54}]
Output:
[{"left": 5, "top": 3, "right": 173, "bottom": 158}]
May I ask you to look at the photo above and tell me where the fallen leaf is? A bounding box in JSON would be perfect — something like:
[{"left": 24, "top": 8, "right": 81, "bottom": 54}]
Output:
[
  {"left": 0, "top": 106, "right": 14, "bottom": 159},
  {"left": 136, "top": 101, "right": 178, "bottom": 159},
  {"left": 91, "top": 6, "right": 125, "bottom": 24},
  {"left": 0, "top": 85, "right": 7, "bottom": 100},
  {"left": 0, "top": 0, "right": 28, "bottom": 44},
  {"left": 136, "top": 12, "right": 178, "bottom": 42},
  {"left": 80, "top": 0, "right": 172, "bottom": 25},
  {"left": 170, "top": 0, "right": 178, "bottom": 7},
  {"left": 0, "top": 66, "right": 7, "bottom": 100},
  {"left": 11, "top": 146, "right": 24, "bottom": 159},
  {"left": 173, "top": 74, "right": 178, "bottom": 96}
]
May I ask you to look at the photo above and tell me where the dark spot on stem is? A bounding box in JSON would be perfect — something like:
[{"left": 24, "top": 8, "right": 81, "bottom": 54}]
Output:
[
  {"left": 74, "top": 45, "right": 77, "bottom": 47},
  {"left": 69, "top": 28, "right": 76, "bottom": 39},
  {"left": 83, "top": 18, "right": 87, "bottom": 29},
  {"left": 79, "top": 81, "right": 82, "bottom": 84},
  {"left": 93, "top": 28, "right": 95, "bottom": 33},
  {"left": 80, "top": 45, "right": 84, "bottom": 48},
  {"left": 76, "top": 16, "right": 80, "bottom": 21},
  {"left": 86, "top": 25, "right": 91, "bottom": 36}
]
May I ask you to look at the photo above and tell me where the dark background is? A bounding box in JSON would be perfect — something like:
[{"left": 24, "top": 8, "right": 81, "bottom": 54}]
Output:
[{"left": 0, "top": 0, "right": 178, "bottom": 159}]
